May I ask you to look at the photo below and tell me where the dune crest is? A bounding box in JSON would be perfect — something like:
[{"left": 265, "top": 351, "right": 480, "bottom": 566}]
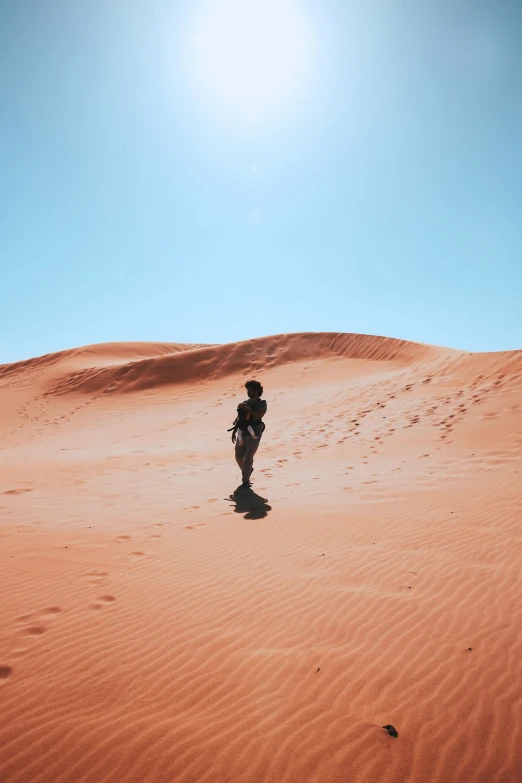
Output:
[
  {"left": 4, "top": 332, "right": 456, "bottom": 397},
  {"left": 0, "top": 340, "right": 210, "bottom": 378}
]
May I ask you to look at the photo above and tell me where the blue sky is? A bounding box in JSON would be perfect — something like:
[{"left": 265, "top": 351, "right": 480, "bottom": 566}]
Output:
[{"left": 1, "top": 0, "right": 521, "bottom": 364}]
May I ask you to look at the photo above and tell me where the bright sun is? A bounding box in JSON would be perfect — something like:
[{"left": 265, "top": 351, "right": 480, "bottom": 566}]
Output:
[{"left": 190, "top": 0, "right": 311, "bottom": 117}]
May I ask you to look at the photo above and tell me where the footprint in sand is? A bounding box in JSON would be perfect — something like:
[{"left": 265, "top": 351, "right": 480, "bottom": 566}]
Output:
[
  {"left": 91, "top": 595, "right": 117, "bottom": 610},
  {"left": 23, "top": 626, "right": 46, "bottom": 636},
  {"left": 16, "top": 603, "right": 62, "bottom": 634},
  {"left": 15, "top": 614, "right": 36, "bottom": 624},
  {"left": 114, "top": 535, "right": 132, "bottom": 542},
  {"left": 87, "top": 571, "right": 109, "bottom": 584},
  {"left": 0, "top": 666, "right": 13, "bottom": 681}
]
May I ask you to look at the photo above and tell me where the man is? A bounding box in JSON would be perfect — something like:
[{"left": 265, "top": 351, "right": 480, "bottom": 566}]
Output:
[{"left": 235, "top": 380, "right": 267, "bottom": 487}]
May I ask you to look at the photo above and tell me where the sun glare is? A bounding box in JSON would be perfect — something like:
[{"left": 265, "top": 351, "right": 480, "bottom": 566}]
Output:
[{"left": 190, "top": 0, "right": 311, "bottom": 118}]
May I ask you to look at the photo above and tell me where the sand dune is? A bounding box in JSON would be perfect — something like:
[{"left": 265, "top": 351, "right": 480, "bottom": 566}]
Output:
[{"left": 1, "top": 332, "right": 521, "bottom": 782}]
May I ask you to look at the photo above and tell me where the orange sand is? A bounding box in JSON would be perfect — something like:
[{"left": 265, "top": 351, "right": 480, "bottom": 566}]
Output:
[{"left": 1, "top": 332, "right": 521, "bottom": 783}]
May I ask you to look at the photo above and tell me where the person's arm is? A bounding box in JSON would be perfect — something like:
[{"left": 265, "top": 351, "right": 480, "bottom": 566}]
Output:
[{"left": 249, "top": 403, "right": 266, "bottom": 422}]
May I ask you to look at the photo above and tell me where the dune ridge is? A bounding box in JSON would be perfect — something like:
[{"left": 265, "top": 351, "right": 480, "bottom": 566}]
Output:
[
  {"left": 1, "top": 332, "right": 521, "bottom": 783},
  {"left": 5, "top": 332, "right": 453, "bottom": 398},
  {"left": 0, "top": 341, "right": 210, "bottom": 379}
]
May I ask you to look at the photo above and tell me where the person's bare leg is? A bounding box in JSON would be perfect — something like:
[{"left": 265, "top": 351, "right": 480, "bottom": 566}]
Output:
[
  {"left": 235, "top": 440, "right": 246, "bottom": 473},
  {"left": 241, "top": 437, "right": 260, "bottom": 484}
]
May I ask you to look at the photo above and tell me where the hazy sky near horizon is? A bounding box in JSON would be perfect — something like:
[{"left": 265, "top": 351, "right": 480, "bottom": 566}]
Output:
[{"left": 1, "top": 0, "right": 521, "bottom": 363}]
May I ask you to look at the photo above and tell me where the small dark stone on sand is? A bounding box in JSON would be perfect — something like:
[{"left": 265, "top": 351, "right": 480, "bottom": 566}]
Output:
[
  {"left": 468, "top": 647, "right": 472, "bottom": 651},
  {"left": 382, "top": 724, "right": 398, "bottom": 738}
]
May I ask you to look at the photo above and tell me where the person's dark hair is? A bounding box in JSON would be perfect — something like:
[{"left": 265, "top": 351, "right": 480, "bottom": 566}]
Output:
[{"left": 245, "top": 379, "right": 263, "bottom": 396}]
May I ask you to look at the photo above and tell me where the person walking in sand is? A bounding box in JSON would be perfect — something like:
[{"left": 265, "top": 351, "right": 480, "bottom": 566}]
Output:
[{"left": 232, "top": 380, "right": 267, "bottom": 487}]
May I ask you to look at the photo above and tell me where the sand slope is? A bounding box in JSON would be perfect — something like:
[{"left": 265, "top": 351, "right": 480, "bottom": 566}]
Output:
[{"left": 1, "top": 332, "right": 521, "bottom": 783}]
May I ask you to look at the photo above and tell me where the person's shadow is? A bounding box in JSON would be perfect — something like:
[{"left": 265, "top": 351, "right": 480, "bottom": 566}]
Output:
[{"left": 227, "top": 485, "right": 272, "bottom": 519}]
